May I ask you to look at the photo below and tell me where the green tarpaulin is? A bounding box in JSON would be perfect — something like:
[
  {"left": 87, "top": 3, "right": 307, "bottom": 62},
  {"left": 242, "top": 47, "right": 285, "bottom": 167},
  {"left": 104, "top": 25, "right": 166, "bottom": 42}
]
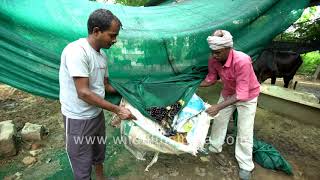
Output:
[{"left": 0, "top": 0, "right": 309, "bottom": 115}]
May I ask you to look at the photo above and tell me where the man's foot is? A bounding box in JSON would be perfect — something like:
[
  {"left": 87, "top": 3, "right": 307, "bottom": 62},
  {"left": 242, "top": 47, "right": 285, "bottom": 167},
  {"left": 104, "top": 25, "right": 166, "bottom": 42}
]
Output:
[
  {"left": 239, "top": 169, "right": 251, "bottom": 180},
  {"left": 95, "top": 175, "right": 104, "bottom": 180},
  {"left": 208, "top": 145, "right": 221, "bottom": 153},
  {"left": 198, "top": 148, "right": 209, "bottom": 155},
  {"left": 198, "top": 144, "right": 221, "bottom": 155},
  {"left": 95, "top": 164, "right": 105, "bottom": 180}
]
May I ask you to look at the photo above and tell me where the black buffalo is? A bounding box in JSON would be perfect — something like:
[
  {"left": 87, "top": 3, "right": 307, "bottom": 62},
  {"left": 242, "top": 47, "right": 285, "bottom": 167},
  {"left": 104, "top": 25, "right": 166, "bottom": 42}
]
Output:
[{"left": 253, "top": 50, "right": 303, "bottom": 88}]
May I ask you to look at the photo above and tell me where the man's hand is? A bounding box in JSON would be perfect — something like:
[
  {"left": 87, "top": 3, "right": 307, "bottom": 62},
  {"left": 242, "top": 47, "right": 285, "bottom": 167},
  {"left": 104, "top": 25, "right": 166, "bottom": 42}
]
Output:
[
  {"left": 116, "top": 107, "right": 137, "bottom": 120},
  {"left": 205, "top": 105, "right": 221, "bottom": 117},
  {"left": 200, "top": 80, "right": 215, "bottom": 87}
]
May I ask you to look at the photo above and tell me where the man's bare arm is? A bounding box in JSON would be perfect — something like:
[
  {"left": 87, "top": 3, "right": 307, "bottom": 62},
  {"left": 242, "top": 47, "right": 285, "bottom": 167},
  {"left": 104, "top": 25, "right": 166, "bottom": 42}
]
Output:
[
  {"left": 104, "top": 77, "right": 117, "bottom": 94},
  {"left": 74, "top": 77, "right": 119, "bottom": 112},
  {"left": 217, "top": 95, "right": 238, "bottom": 110},
  {"left": 73, "top": 77, "right": 135, "bottom": 119},
  {"left": 206, "top": 95, "right": 238, "bottom": 116}
]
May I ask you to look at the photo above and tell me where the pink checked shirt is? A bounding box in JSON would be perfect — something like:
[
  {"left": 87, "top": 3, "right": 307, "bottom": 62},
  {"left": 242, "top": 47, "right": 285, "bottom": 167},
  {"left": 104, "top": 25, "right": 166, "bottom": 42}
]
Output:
[{"left": 204, "top": 49, "right": 260, "bottom": 101}]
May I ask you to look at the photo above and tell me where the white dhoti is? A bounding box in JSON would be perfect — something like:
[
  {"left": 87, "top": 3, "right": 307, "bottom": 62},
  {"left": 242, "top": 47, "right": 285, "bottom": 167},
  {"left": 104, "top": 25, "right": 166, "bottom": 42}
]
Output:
[{"left": 209, "top": 95, "right": 257, "bottom": 171}]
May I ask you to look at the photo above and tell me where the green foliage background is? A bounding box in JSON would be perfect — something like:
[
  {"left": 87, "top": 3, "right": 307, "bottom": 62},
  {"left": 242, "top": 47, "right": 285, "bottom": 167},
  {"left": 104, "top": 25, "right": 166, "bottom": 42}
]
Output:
[
  {"left": 275, "top": 6, "right": 320, "bottom": 41},
  {"left": 116, "top": 0, "right": 149, "bottom": 6},
  {"left": 299, "top": 51, "right": 320, "bottom": 75}
]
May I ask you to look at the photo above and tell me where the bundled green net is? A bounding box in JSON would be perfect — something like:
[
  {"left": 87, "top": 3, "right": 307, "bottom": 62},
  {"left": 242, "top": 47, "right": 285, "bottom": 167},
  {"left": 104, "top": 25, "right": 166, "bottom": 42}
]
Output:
[{"left": 253, "top": 138, "right": 293, "bottom": 174}]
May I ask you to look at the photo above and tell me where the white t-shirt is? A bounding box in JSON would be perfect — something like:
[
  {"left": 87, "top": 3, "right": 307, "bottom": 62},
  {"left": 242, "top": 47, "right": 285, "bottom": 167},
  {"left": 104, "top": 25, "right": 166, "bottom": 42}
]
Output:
[{"left": 59, "top": 38, "right": 109, "bottom": 119}]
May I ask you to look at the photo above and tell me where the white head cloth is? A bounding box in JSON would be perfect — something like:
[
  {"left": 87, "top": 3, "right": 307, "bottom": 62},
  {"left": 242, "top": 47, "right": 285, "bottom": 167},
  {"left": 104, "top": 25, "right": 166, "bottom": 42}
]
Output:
[{"left": 207, "top": 30, "right": 233, "bottom": 50}]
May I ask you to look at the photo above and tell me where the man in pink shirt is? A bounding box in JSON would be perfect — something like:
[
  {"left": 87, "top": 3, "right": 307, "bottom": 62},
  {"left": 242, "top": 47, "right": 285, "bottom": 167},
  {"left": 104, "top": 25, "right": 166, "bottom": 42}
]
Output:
[{"left": 200, "top": 30, "right": 260, "bottom": 180}]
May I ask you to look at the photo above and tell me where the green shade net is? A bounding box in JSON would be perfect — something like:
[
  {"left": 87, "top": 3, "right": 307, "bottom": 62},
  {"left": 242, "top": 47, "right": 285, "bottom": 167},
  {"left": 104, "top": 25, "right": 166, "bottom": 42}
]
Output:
[
  {"left": 109, "top": 66, "right": 206, "bottom": 118},
  {"left": 253, "top": 138, "right": 293, "bottom": 175},
  {"left": 0, "top": 0, "right": 309, "bottom": 116}
]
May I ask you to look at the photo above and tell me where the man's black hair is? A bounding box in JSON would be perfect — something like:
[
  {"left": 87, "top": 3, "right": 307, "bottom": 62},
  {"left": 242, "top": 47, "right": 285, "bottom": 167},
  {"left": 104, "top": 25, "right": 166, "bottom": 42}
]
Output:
[{"left": 87, "top": 9, "right": 122, "bottom": 34}]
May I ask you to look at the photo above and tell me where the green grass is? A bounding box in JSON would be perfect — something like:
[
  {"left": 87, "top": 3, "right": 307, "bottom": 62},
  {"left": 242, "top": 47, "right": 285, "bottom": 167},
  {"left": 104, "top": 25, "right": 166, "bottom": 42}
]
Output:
[{"left": 298, "top": 51, "right": 320, "bottom": 75}]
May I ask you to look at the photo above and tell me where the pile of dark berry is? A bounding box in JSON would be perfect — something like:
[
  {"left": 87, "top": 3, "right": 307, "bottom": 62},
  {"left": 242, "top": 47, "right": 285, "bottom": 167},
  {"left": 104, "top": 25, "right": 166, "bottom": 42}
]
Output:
[{"left": 146, "top": 101, "right": 183, "bottom": 136}]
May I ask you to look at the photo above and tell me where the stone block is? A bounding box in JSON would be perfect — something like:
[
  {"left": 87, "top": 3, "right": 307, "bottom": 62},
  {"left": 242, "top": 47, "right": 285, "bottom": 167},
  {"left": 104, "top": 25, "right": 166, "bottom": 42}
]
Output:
[
  {"left": 21, "top": 122, "right": 45, "bottom": 141},
  {"left": 22, "top": 156, "right": 37, "bottom": 165},
  {"left": 0, "top": 120, "right": 17, "bottom": 157}
]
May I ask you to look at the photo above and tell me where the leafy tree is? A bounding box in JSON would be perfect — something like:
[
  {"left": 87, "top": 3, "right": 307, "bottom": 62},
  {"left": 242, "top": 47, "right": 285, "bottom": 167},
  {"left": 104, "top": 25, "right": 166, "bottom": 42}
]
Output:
[
  {"left": 115, "top": 0, "right": 149, "bottom": 6},
  {"left": 298, "top": 51, "right": 320, "bottom": 75},
  {"left": 275, "top": 6, "right": 320, "bottom": 42}
]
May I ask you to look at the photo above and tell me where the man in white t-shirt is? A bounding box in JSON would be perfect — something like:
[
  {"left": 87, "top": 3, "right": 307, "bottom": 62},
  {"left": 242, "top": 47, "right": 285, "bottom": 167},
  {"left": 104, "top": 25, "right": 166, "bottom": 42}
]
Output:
[{"left": 59, "top": 9, "right": 135, "bottom": 180}]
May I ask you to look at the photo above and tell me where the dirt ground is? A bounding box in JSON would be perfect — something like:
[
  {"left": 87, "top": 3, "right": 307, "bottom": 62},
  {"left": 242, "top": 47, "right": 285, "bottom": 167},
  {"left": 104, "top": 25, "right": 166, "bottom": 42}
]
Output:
[{"left": 0, "top": 82, "right": 319, "bottom": 180}]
